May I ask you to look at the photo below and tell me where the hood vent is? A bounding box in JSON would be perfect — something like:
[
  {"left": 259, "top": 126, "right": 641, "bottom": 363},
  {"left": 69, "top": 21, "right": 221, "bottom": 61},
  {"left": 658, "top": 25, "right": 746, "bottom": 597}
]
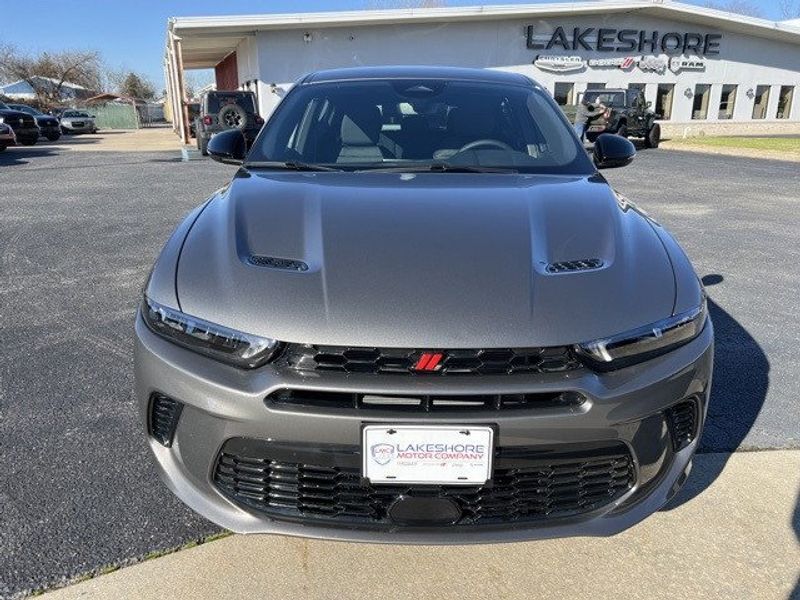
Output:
[
  {"left": 248, "top": 255, "right": 309, "bottom": 272},
  {"left": 546, "top": 258, "right": 604, "bottom": 274}
]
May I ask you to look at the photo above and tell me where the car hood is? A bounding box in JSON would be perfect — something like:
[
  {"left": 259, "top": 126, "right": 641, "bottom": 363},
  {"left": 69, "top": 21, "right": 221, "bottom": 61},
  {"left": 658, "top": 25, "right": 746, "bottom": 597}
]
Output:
[
  {"left": 34, "top": 115, "right": 58, "bottom": 125},
  {"left": 176, "top": 171, "right": 675, "bottom": 348}
]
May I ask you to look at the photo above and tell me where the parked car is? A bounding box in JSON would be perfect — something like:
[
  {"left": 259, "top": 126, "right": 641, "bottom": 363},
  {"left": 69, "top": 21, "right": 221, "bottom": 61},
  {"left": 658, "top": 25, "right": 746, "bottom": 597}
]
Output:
[
  {"left": 194, "top": 90, "right": 262, "bottom": 155},
  {"left": 565, "top": 88, "right": 661, "bottom": 147},
  {"left": 6, "top": 103, "right": 61, "bottom": 141},
  {"left": 0, "top": 101, "right": 40, "bottom": 145},
  {"left": 59, "top": 110, "right": 97, "bottom": 134},
  {"left": 187, "top": 102, "right": 200, "bottom": 138},
  {"left": 0, "top": 122, "right": 16, "bottom": 151},
  {"left": 136, "top": 66, "right": 712, "bottom": 543}
]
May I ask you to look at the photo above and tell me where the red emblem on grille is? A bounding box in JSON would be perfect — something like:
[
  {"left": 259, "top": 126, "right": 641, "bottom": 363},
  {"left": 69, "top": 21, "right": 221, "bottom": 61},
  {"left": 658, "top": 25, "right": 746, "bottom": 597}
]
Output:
[{"left": 413, "top": 352, "right": 444, "bottom": 372}]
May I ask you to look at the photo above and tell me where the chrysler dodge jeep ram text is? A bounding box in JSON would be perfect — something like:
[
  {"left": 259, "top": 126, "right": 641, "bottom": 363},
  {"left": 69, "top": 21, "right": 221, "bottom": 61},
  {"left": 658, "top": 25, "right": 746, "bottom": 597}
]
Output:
[{"left": 135, "top": 66, "right": 712, "bottom": 543}]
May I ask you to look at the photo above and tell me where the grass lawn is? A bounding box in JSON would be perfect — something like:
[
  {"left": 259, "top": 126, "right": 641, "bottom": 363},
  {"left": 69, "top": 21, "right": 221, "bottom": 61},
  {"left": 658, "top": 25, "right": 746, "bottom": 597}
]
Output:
[{"left": 668, "top": 136, "right": 800, "bottom": 154}]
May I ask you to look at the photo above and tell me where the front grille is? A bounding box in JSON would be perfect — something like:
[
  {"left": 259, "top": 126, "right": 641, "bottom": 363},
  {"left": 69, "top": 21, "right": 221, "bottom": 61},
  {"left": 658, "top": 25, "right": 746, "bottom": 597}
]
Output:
[
  {"left": 148, "top": 393, "right": 183, "bottom": 447},
  {"left": 282, "top": 345, "right": 581, "bottom": 375},
  {"left": 213, "top": 439, "right": 634, "bottom": 529},
  {"left": 268, "top": 389, "right": 585, "bottom": 411},
  {"left": 665, "top": 399, "right": 698, "bottom": 451}
]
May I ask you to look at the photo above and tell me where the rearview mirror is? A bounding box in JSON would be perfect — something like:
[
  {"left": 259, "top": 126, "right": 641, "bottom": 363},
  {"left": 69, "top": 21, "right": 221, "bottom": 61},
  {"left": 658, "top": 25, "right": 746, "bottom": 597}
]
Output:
[
  {"left": 207, "top": 129, "right": 246, "bottom": 165},
  {"left": 593, "top": 133, "right": 636, "bottom": 169}
]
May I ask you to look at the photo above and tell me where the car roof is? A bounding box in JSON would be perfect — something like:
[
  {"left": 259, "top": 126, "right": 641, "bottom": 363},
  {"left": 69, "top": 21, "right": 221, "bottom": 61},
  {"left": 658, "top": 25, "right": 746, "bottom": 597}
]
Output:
[{"left": 300, "top": 66, "right": 535, "bottom": 87}]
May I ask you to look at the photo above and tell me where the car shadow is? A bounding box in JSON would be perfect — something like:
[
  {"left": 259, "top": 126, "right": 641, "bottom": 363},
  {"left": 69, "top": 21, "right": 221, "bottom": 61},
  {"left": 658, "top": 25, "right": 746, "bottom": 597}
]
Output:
[
  {"left": 0, "top": 147, "right": 60, "bottom": 166},
  {"left": 662, "top": 273, "right": 769, "bottom": 511}
]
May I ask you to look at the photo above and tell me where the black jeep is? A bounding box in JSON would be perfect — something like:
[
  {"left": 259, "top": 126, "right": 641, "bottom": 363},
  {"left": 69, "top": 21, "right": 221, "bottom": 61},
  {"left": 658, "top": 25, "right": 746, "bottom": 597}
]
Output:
[
  {"left": 582, "top": 88, "right": 661, "bottom": 148},
  {"left": 194, "top": 91, "right": 263, "bottom": 155}
]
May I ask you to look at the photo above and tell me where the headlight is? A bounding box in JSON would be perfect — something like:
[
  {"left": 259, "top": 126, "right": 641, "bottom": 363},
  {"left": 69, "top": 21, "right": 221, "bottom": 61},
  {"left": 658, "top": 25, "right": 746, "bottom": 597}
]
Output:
[
  {"left": 574, "top": 299, "right": 708, "bottom": 372},
  {"left": 0, "top": 117, "right": 5, "bottom": 124},
  {"left": 141, "top": 297, "right": 281, "bottom": 368}
]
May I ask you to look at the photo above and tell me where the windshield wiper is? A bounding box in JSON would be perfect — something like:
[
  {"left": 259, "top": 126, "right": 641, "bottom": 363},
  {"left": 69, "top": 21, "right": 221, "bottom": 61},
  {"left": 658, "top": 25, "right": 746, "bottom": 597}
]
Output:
[
  {"left": 245, "top": 160, "right": 341, "bottom": 171},
  {"left": 356, "top": 162, "right": 517, "bottom": 174}
]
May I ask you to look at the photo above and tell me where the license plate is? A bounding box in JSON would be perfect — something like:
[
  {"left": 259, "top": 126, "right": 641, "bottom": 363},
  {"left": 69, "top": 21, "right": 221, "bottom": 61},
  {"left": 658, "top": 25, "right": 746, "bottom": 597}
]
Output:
[
  {"left": 362, "top": 424, "right": 494, "bottom": 485},
  {"left": 588, "top": 125, "right": 604, "bottom": 131}
]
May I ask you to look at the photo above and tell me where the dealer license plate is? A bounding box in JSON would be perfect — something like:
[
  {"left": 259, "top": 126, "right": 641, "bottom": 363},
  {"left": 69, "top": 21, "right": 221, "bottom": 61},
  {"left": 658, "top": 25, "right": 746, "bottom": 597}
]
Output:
[
  {"left": 588, "top": 125, "right": 604, "bottom": 132},
  {"left": 362, "top": 424, "right": 494, "bottom": 485}
]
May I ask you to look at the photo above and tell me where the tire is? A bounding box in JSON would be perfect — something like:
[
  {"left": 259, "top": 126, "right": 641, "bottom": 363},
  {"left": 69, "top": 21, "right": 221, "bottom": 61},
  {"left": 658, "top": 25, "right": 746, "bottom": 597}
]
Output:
[
  {"left": 0, "top": 144, "right": 7, "bottom": 153},
  {"left": 199, "top": 135, "right": 209, "bottom": 156},
  {"left": 217, "top": 104, "right": 248, "bottom": 130},
  {"left": 46, "top": 133, "right": 61, "bottom": 142},
  {"left": 615, "top": 123, "right": 628, "bottom": 138},
  {"left": 19, "top": 137, "right": 37, "bottom": 146},
  {"left": 61, "top": 127, "right": 69, "bottom": 135},
  {"left": 645, "top": 123, "right": 661, "bottom": 148}
]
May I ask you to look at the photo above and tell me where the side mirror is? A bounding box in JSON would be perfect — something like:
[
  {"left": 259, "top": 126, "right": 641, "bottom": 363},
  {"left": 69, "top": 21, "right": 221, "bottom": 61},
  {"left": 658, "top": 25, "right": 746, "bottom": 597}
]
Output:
[
  {"left": 207, "top": 129, "right": 246, "bottom": 165},
  {"left": 593, "top": 133, "right": 636, "bottom": 169}
]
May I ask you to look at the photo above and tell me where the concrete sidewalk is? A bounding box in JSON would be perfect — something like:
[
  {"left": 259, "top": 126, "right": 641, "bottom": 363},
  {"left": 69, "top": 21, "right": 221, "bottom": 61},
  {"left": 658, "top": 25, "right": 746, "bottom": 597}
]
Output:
[{"left": 42, "top": 450, "right": 800, "bottom": 600}]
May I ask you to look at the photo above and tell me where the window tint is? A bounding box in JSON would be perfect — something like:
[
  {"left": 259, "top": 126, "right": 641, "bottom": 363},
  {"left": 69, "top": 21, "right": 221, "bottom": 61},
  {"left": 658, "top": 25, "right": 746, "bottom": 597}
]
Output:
[{"left": 250, "top": 79, "right": 592, "bottom": 174}]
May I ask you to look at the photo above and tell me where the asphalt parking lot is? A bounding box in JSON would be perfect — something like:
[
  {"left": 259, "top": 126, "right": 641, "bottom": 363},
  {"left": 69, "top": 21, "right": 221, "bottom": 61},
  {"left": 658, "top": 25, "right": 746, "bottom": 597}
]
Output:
[{"left": 1, "top": 143, "right": 799, "bottom": 598}]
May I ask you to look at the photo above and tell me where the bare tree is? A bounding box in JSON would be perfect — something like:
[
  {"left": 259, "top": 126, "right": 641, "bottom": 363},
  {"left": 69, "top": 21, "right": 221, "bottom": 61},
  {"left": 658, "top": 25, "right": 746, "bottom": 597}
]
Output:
[
  {"left": 0, "top": 44, "right": 102, "bottom": 103},
  {"left": 702, "top": 0, "right": 763, "bottom": 17},
  {"left": 114, "top": 71, "right": 156, "bottom": 100}
]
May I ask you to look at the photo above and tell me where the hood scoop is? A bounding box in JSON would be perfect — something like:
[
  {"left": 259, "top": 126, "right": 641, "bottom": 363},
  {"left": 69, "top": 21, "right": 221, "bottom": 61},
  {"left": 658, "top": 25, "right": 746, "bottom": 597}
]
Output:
[
  {"left": 546, "top": 258, "right": 604, "bottom": 274},
  {"left": 248, "top": 255, "right": 309, "bottom": 272}
]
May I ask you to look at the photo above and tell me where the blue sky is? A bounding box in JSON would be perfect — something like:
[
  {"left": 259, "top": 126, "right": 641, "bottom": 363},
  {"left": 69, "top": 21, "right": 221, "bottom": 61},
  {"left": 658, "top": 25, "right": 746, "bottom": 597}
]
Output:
[{"left": 1, "top": 0, "right": 789, "bottom": 92}]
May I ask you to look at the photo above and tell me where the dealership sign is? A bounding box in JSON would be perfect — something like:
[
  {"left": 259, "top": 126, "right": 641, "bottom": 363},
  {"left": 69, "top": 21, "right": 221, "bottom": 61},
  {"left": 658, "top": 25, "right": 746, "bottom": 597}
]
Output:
[
  {"left": 533, "top": 55, "right": 585, "bottom": 72},
  {"left": 526, "top": 26, "right": 722, "bottom": 56}
]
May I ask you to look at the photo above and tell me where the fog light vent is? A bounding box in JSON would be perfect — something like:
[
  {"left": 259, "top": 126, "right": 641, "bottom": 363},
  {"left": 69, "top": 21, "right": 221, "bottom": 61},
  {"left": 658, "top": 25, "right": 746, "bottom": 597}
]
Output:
[
  {"left": 665, "top": 399, "right": 698, "bottom": 452},
  {"left": 148, "top": 393, "right": 183, "bottom": 447}
]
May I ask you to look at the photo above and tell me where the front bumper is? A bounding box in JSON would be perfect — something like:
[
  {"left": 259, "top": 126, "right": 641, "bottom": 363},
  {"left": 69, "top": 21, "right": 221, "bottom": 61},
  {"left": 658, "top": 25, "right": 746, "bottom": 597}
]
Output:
[
  {"left": 62, "top": 122, "right": 95, "bottom": 133},
  {"left": 10, "top": 126, "right": 39, "bottom": 143},
  {"left": 134, "top": 313, "right": 713, "bottom": 543}
]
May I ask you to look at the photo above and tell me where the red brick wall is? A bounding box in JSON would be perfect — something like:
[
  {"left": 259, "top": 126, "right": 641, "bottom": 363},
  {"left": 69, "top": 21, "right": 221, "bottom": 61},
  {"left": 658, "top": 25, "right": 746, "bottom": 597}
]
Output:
[{"left": 215, "top": 52, "right": 239, "bottom": 90}]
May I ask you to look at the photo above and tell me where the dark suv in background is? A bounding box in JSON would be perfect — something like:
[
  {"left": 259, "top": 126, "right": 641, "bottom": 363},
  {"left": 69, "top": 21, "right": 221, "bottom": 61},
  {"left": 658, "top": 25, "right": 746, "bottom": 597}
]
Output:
[
  {"left": 194, "top": 90, "right": 263, "bottom": 155},
  {"left": 582, "top": 88, "right": 661, "bottom": 147},
  {"left": 6, "top": 103, "right": 61, "bottom": 141},
  {"left": 0, "top": 101, "right": 40, "bottom": 145}
]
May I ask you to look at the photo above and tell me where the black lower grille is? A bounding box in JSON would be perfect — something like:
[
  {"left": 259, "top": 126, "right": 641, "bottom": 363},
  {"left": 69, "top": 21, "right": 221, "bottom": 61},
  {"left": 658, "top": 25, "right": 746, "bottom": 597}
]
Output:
[
  {"left": 148, "top": 393, "right": 183, "bottom": 447},
  {"left": 282, "top": 345, "right": 581, "bottom": 375},
  {"left": 213, "top": 439, "right": 634, "bottom": 528},
  {"left": 268, "top": 389, "right": 586, "bottom": 412},
  {"left": 665, "top": 399, "right": 698, "bottom": 451}
]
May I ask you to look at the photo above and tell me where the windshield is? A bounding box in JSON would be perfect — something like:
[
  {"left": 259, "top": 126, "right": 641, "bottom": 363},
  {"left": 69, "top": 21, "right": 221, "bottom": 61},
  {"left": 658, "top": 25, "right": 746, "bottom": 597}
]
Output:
[
  {"left": 63, "top": 111, "right": 90, "bottom": 118},
  {"left": 248, "top": 79, "right": 592, "bottom": 174},
  {"left": 583, "top": 91, "right": 625, "bottom": 107},
  {"left": 9, "top": 105, "right": 42, "bottom": 115}
]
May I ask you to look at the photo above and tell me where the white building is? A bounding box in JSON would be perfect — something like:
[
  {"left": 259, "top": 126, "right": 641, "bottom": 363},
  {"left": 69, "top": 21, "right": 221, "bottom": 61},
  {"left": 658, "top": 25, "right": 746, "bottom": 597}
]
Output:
[
  {"left": 0, "top": 76, "right": 91, "bottom": 101},
  {"left": 165, "top": 1, "right": 800, "bottom": 142}
]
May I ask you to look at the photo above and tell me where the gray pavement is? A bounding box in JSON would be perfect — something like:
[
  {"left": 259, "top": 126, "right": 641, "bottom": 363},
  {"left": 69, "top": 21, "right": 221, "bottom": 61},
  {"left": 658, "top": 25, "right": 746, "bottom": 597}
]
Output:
[
  {"left": 1, "top": 144, "right": 799, "bottom": 598},
  {"left": 38, "top": 450, "right": 800, "bottom": 600}
]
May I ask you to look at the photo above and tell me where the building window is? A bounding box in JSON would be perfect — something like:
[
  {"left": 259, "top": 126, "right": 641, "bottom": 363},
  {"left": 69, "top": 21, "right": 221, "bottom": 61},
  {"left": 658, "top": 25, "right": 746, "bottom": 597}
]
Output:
[
  {"left": 587, "top": 82, "right": 606, "bottom": 90},
  {"left": 628, "top": 83, "right": 646, "bottom": 93},
  {"left": 553, "top": 82, "right": 575, "bottom": 106},
  {"left": 718, "top": 84, "right": 737, "bottom": 120},
  {"left": 752, "top": 85, "right": 770, "bottom": 119},
  {"left": 692, "top": 84, "right": 711, "bottom": 120},
  {"left": 777, "top": 86, "right": 794, "bottom": 119},
  {"left": 656, "top": 84, "right": 674, "bottom": 120}
]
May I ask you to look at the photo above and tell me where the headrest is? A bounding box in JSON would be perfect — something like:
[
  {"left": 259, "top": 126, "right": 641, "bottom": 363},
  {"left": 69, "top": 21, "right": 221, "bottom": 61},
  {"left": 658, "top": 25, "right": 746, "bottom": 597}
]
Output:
[{"left": 340, "top": 106, "right": 382, "bottom": 145}]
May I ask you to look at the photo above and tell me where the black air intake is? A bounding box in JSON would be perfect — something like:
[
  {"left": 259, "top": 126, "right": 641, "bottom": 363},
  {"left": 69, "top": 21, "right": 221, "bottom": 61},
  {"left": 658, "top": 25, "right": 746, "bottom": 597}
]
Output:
[
  {"left": 665, "top": 399, "right": 698, "bottom": 452},
  {"left": 546, "top": 259, "right": 604, "bottom": 273},
  {"left": 148, "top": 393, "right": 183, "bottom": 447}
]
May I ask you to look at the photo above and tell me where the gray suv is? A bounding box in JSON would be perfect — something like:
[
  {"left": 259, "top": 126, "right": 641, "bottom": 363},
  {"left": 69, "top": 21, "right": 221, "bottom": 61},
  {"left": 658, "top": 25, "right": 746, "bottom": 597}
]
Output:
[{"left": 136, "top": 66, "right": 712, "bottom": 543}]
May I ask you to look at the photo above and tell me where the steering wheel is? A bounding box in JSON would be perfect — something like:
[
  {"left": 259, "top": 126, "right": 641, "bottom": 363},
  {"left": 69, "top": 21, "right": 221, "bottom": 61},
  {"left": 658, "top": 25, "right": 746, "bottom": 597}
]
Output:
[{"left": 458, "top": 139, "right": 514, "bottom": 153}]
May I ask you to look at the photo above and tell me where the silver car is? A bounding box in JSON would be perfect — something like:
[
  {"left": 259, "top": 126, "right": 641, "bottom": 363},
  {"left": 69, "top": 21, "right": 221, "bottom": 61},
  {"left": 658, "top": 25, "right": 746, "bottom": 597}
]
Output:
[
  {"left": 59, "top": 109, "right": 97, "bottom": 134},
  {"left": 135, "top": 66, "right": 712, "bottom": 543}
]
